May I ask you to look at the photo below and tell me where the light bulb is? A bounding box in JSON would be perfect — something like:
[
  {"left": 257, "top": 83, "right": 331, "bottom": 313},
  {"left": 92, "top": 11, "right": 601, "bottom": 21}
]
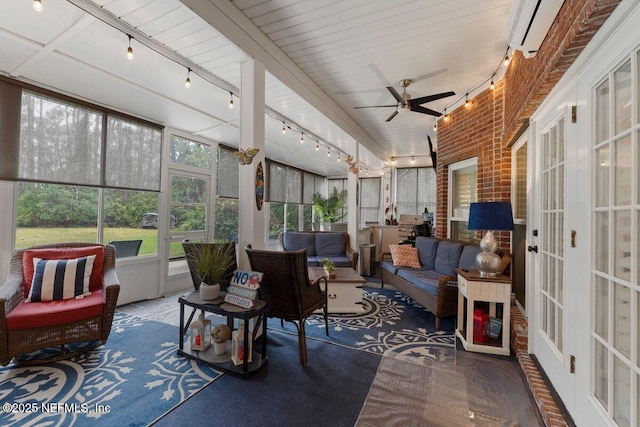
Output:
[
  {"left": 411, "top": 156, "right": 415, "bottom": 163},
  {"left": 503, "top": 55, "right": 510, "bottom": 67},
  {"left": 464, "top": 94, "right": 470, "bottom": 108},
  {"left": 490, "top": 79, "right": 495, "bottom": 90},
  {"left": 327, "top": 149, "right": 331, "bottom": 157},
  {"left": 126, "top": 35, "right": 133, "bottom": 60},
  {"left": 433, "top": 123, "right": 437, "bottom": 131},
  {"left": 185, "top": 69, "right": 191, "bottom": 88},
  {"left": 282, "top": 122, "right": 286, "bottom": 134},
  {"left": 33, "top": 0, "right": 43, "bottom": 12},
  {"left": 228, "top": 92, "right": 234, "bottom": 109},
  {"left": 300, "top": 133, "right": 304, "bottom": 144},
  {"left": 337, "top": 154, "right": 341, "bottom": 162},
  {"left": 316, "top": 143, "right": 319, "bottom": 151}
]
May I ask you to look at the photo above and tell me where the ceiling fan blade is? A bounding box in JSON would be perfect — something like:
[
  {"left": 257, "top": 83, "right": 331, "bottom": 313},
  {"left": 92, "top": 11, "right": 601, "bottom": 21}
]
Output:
[
  {"left": 410, "top": 91, "right": 455, "bottom": 106},
  {"left": 410, "top": 68, "right": 448, "bottom": 83},
  {"left": 428, "top": 135, "right": 437, "bottom": 169},
  {"left": 411, "top": 105, "right": 441, "bottom": 116},
  {"left": 386, "top": 86, "right": 404, "bottom": 104},
  {"left": 385, "top": 110, "right": 399, "bottom": 122},
  {"left": 354, "top": 104, "right": 396, "bottom": 109}
]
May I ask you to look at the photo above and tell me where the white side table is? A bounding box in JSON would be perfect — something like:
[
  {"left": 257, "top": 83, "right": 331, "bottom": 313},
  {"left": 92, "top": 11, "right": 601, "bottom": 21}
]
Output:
[{"left": 455, "top": 268, "right": 512, "bottom": 356}]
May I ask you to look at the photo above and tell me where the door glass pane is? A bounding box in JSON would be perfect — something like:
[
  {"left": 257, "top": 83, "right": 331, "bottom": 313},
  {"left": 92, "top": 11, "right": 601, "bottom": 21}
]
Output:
[
  {"left": 595, "top": 146, "right": 610, "bottom": 207},
  {"left": 614, "top": 283, "right": 631, "bottom": 358},
  {"left": 613, "top": 355, "right": 631, "bottom": 427},
  {"left": 594, "top": 340, "right": 609, "bottom": 408},
  {"left": 595, "top": 211, "right": 609, "bottom": 273},
  {"left": 515, "top": 144, "right": 527, "bottom": 219},
  {"left": 594, "top": 276, "right": 608, "bottom": 339},
  {"left": 558, "top": 118, "right": 565, "bottom": 162},
  {"left": 614, "top": 60, "right": 631, "bottom": 135},
  {"left": 614, "top": 210, "right": 632, "bottom": 281},
  {"left": 170, "top": 175, "right": 207, "bottom": 232},
  {"left": 595, "top": 79, "right": 610, "bottom": 143},
  {"left": 557, "top": 306, "right": 563, "bottom": 352},
  {"left": 214, "top": 198, "right": 238, "bottom": 242},
  {"left": 614, "top": 136, "right": 632, "bottom": 206},
  {"left": 104, "top": 189, "right": 158, "bottom": 256}
]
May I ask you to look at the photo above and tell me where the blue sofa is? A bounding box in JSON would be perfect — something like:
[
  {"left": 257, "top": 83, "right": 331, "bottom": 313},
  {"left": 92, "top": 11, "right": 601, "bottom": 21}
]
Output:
[
  {"left": 278, "top": 231, "right": 358, "bottom": 270},
  {"left": 381, "top": 236, "right": 511, "bottom": 329}
]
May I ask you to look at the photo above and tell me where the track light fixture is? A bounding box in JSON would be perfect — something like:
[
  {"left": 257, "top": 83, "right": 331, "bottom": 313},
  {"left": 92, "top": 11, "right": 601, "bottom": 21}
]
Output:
[
  {"left": 228, "top": 92, "right": 234, "bottom": 109},
  {"left": 33, "top": 0, "right": 43, "bottom": 12},
  {"left": 126, "top": 35, "right": 134, "bottom": 60},
  {"left": 185, "top": 68, "right": 191, "bottom": 88}
]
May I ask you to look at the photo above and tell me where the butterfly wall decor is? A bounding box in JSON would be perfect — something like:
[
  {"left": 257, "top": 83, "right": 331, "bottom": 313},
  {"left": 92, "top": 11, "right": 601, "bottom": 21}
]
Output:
[{"left": 234, "top": 148, "right": 259, "bottom": 165}]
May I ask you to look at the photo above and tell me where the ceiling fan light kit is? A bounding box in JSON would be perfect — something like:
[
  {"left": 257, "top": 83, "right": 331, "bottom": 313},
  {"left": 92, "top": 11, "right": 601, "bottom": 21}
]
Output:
[{"left": 355, "top": 78, "right": 454, "bottom": 122}]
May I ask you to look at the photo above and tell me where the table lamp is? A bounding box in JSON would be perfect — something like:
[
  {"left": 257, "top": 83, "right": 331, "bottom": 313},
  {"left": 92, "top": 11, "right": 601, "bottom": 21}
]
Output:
[{"left": 467, "top": 201, "right": 514, "bottom": 277}]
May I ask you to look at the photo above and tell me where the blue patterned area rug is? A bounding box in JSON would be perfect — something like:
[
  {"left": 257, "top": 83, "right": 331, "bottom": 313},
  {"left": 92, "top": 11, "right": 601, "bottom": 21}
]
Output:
[
  {"left": 270, "top": 286, "right": 456, "bottom": 363},
  {"left": 0, "top": 312, "right": 220, "bottom": 427}
]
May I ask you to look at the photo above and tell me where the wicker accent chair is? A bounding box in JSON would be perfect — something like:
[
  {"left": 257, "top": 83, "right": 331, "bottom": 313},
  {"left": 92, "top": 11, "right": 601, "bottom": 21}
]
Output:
[
  {"left": 0, "top": 243, "right": 120, "bottom": 365},
  {"left": 245, "top": 246, "right": 328, "bottom": 366}
]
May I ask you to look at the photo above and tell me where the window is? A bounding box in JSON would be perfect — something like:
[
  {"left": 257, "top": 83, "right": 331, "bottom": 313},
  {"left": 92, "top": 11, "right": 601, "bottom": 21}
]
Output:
[
  {"left": 267, "top": 161, "right": 314, "bottom": 241},
  {"left": 395, "top": 167, "right": 436, "bottom": 216},
  {"left": 448, "top": 159, "right": 477, "bottom": 242},
  {"left": 215, "top": 146, "right": 239, "bottom": 242},
  {"left": 7, "top": 82, "right": 162, "bottom": 255},
  {"left": 328, "top": 178, "right": 347, "bottom": 222},
  {"left": 359, "top": 177, "right": 381, "bottom": 224}
]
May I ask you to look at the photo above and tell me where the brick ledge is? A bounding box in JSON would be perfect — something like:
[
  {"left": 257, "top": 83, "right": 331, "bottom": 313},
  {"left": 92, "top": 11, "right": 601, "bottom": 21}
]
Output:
[{"left": 510, "top": 308, "right": 571, "bottom": 427}]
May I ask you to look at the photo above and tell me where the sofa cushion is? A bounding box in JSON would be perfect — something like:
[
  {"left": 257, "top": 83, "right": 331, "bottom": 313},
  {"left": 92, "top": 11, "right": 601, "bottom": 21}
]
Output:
[
  {"left": 381, "top": 260, "right": 399, "bottom": 275},
  {"left": 26, "top": 255, "right": 95, "bottom": 302},
  {"left": 23, "top": 246, "right": 105, "bottom": 297},
  {"left": 6, "top": 289, "right": 105, "bottom": 330},
  {"left": 415, "top": 237, "right": 439, "bottom": 269},
  {"left": 389, "top": 245, "right": 421, "bottom": 268},
  {"left": 316, "top": 255, "right": 352, "bottom": 268},
  {"left": 434, "top": 240, "right": 464, "bottom": 275},
  {"left": 283, "top": 232, "right": 316, "bottom": 256},
  {"left": 459, "top": 245, "right": 482, "bottom": 270},
  {"left": 396, "top": 269, "right": 441, "bottom": 296},
  {"left": 315, "top": 232, "right": 345, "bottom": 256}
]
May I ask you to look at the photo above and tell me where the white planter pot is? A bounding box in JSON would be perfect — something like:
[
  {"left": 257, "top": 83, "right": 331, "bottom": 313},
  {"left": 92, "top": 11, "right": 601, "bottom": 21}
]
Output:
[
  {"left": 213, "top": 341, "right": 226, "bottom": 355},
  {"left": 199, "top": 283, "right": 220, "bottom": 301}
]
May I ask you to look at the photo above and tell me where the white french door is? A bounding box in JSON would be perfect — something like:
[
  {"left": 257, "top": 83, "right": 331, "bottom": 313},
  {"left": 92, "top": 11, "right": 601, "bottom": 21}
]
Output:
[{"left": 530, "top": 95, "right": 577, "bottom": 413}]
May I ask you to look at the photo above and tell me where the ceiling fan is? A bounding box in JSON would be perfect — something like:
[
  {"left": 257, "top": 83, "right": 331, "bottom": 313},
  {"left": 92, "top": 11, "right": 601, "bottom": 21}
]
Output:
[{"left": 354, "top": 79, "right": 455, "bottom": 122}]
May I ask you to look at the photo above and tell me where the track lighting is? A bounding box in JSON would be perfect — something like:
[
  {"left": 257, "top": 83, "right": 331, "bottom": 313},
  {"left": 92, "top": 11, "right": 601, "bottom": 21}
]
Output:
[
  {"left": 126, "top": 35, "right": 133, "bottom": 60},
  {"left": 33, "top": 0, "right": 43, "bottom": 12},
  {"left": 185, "top": 68, "right": 191, "bottom": 88},
  {"left": 300, "top": 133, "right": 304, "bottom": 144},
  {"left": 228, "top": 92, "right": 234, "bottom": 109}
]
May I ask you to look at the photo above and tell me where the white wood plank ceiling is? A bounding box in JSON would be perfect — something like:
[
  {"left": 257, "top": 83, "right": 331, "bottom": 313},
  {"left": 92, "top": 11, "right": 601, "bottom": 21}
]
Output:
[{"left": 0, "top": 0, "right": 515, "bottom": 176}]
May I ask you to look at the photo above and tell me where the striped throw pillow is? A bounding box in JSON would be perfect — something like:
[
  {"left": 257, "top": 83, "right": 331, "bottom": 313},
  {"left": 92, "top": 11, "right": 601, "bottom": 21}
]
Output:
[
  {"left": 26, "top": 255, "right": 95, "bottom": 302},
  {"left": 389, "top": 245, "right": 421, "bottom": 268}
]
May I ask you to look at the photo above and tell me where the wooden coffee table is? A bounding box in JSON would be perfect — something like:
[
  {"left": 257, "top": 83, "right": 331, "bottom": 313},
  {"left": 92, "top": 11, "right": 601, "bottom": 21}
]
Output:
[{"left": 309, "top": 267, "right": 366, "bottom": 313}]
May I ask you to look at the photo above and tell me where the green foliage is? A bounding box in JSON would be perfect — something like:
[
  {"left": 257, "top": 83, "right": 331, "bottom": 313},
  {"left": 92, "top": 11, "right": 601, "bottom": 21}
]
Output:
[
  {"left": 321, "top": 258, "right": 335, "bottom": 272},
  {"left": 313, "top": 188, "right": 347, "bottom": 223},
  {"left": 214, "top": 199, "right": 239, "bottom": 242},
  {"left": 189, "top": 242, "right": 235, "bottom": 285}
]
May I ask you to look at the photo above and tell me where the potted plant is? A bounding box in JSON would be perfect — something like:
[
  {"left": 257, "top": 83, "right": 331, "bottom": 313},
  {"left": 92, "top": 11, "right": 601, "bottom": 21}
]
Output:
[
  {"left": 322, "top": 258, "right": 336, "bottom": 279},
  {"left": 185, "top": 242, "right": 235, "bottom": 300},
  {"left": 313, "top": 188, "right": 347, "bottom": 230}
]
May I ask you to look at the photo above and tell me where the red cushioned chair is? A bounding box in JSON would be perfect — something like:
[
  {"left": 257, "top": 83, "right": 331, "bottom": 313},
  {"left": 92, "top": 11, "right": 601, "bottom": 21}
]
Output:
[{"left": 0, "top": 242, "right": 120, "bottom": 365}]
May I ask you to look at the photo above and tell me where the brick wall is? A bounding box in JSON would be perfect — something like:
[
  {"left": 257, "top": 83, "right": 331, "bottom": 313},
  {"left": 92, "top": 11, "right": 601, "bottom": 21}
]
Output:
[{"left": 435, "top": 0, "right": 621, "bottom": 249}]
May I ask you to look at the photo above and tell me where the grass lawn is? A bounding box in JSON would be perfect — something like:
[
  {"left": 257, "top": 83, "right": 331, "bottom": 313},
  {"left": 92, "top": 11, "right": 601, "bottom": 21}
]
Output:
[{"left": 16, "top": 227, "right": 165, "bottom": 256}]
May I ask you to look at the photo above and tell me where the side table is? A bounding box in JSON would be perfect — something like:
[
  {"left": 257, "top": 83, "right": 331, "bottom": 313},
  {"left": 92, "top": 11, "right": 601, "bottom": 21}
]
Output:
[
  {"left": 455, "top": 268, "right": 512, "bottom": 356},
  {"left": 177, "top": 291, "right": 268, "bottom": 379}
]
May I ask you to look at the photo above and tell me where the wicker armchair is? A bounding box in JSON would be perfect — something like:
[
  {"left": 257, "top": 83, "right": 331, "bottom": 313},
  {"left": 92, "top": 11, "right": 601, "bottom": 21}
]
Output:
[
  {"left": 0, "top": 243, "right": 120, "bottom": 365},
  {"left": 245, "top": 246, "right": 328, "bottom": 366}
]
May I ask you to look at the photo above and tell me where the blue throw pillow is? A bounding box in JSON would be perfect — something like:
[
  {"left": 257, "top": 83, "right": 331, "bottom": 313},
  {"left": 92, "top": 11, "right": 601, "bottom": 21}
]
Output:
[
  {"left": 415, "top": 237, "right": 439, "bottom": 269},
  {"left": 315, "top": 232, "right": 345, "bottom": 256},
  {"left": 434, "top": 240, "right": 464, "bottom": 276},
  {"left": 458, "top": 245, "right": 482, "bottom": 270},
  {"left": 26, "top": 255, "right": 95, "bottom": 302}
]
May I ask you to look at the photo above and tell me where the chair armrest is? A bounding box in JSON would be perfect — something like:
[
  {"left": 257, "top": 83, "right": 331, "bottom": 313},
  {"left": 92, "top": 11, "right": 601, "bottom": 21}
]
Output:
[
  {"left": 345, "top": 247, "right": 358, "bottom": 270},
  {"left": 310, "top": 276, "right": 328, "bottom": 292},
  {"left": 438, "top": 274, "right": 458, "bottom": 289},
  {"left": 0, "top": 274, "right": 25, "bottom": 316}
]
